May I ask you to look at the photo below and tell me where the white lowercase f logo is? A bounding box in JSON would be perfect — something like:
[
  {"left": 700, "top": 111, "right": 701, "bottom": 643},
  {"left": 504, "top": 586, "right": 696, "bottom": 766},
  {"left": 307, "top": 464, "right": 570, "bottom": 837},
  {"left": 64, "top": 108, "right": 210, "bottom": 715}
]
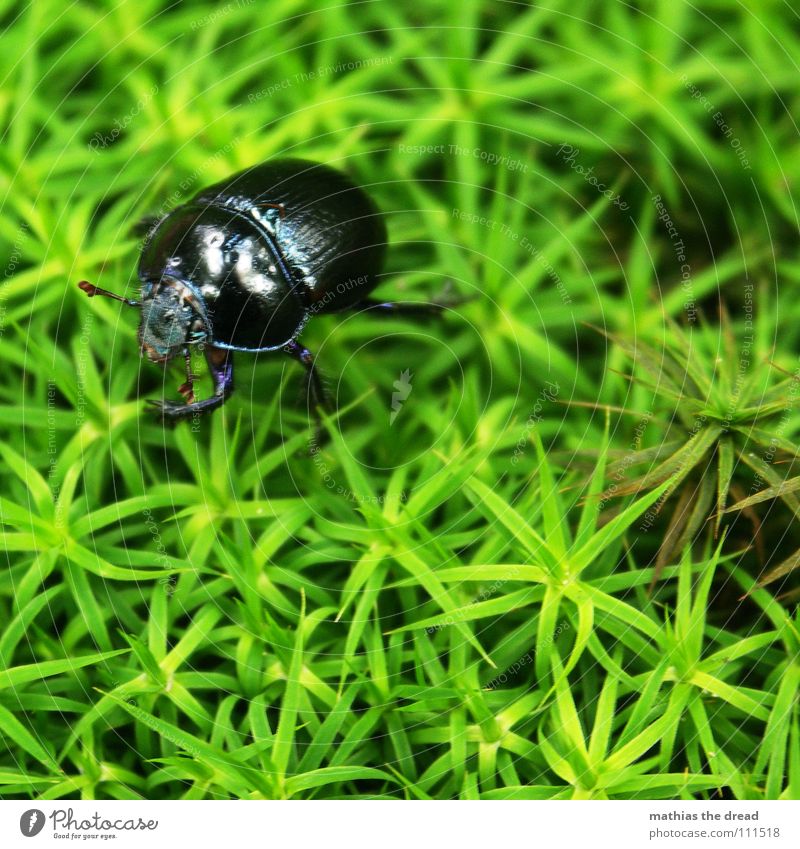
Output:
[{"left": 20, "top": 809, "right": 46, "bottom": 837}]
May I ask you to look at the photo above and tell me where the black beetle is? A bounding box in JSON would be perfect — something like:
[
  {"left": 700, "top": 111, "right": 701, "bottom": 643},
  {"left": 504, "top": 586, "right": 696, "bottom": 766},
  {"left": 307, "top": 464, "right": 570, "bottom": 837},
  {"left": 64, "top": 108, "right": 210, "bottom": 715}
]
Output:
[{"left": 79, "top": 158, "right": 458, "bottom": 422}]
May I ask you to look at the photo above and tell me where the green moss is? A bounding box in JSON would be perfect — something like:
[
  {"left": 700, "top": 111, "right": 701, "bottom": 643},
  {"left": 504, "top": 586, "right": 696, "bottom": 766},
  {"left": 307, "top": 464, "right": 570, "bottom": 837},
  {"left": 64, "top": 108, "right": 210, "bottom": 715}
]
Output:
[{"left": 0, "top": 0, "right": 798, "bottom": 800}]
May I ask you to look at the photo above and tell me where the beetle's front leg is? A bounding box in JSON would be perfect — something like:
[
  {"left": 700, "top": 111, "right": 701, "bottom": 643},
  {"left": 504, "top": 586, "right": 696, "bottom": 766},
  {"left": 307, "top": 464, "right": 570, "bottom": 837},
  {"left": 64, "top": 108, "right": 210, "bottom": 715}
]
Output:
[
  {"left": 177, "top": 348, "right": 199, "bottom": 404},
  {"left": 147, "top": 346, "right": 234, "bottom": 422}
]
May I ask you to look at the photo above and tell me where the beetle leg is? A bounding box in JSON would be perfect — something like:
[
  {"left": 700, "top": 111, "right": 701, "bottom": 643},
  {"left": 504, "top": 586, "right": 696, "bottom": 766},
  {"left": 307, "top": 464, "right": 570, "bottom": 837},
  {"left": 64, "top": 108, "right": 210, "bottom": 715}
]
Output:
[
  {"left": 284, "top": 340, "right": 330, "bottom": 444},
  {"left": 353, "top": 286, "right": 473, "bottom": 317},
  {"left": 354, "top": 300, "right": 447, "bottom": 317},
  {"left": 147, "top": 346, "right": 234, "bottom": 422},
  {"left": 177, "top": 348, "right": 199, "bottom": 404},
  {"left": 284, "top": 340, "right": 328, "bottom": 411}
]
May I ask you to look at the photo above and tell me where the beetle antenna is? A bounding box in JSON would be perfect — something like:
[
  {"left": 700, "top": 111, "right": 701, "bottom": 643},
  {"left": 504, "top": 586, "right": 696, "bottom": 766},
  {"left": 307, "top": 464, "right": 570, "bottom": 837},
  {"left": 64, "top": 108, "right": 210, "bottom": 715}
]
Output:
[{"left": 78, "top": 280, "right": 140, "bottom": 307}]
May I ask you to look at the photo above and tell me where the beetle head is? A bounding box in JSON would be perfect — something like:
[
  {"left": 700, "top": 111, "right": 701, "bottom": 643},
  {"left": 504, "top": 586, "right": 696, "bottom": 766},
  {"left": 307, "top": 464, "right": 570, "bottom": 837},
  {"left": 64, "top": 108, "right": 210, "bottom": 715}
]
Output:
[{"left": 139, "top": 280, "right": 207, "bottom": 363}]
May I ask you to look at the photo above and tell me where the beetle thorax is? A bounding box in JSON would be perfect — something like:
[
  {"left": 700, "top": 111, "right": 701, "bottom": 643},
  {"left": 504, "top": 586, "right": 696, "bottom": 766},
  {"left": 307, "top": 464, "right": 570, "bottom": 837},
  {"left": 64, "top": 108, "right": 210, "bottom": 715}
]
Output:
[{"left": 139, "top": 280, "right": 207, "bottom": 363}]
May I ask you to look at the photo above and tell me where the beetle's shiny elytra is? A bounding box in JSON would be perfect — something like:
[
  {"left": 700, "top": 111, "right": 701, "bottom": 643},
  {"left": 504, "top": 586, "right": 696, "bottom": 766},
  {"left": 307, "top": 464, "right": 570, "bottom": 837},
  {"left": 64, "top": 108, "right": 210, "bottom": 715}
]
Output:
[{"left": 79, "top": 157, "right": 454, "bottom": 422}]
